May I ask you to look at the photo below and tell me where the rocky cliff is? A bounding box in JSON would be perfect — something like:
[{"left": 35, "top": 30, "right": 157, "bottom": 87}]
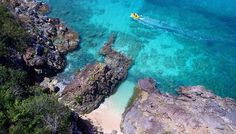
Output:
[
  {"left": 1, "top": 0, "right": 79, "bottom": 76},
  {"left": 122, "top": 78, "right": 236, "bottom": 134},
  {"left": 60, "top": 34, "right": 131, "bottom": 114}
]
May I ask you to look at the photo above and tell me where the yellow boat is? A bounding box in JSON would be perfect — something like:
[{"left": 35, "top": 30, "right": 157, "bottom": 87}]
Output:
[{"left": 130, "top": 13, "right": 140, "bottom": 20}]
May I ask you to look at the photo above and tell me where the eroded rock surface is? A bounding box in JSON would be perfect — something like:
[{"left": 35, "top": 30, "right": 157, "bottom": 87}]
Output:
[
  {"left": 60, "top": 34, "right": 131, "bottom": 114},
  {"left": 2, "top": 0, "right": 79, "bottom": 75},
  {"left": 122, "top": 78, "right": 236, "bottom": 134}
]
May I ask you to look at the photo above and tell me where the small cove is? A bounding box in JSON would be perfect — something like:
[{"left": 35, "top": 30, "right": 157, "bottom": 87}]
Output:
[{"left": 43, "top": 1, "right": 236, "bottom": 131}]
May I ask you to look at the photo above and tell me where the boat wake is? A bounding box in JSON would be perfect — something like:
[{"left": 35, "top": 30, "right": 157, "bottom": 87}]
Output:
[{"left": 137, "top": 16, "right": 212, "bottom": 41}]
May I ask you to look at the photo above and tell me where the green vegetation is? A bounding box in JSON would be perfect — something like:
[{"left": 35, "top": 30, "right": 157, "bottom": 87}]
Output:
[
  {"left": 0, "top": 66, "right": 71, "bottom": 134},
  {"left": 88, "top": 75, "right": 95, "bottom": 81},
  {"left": 0, "top": 4, "right": 28, "bottom": 56},
  {"left": 10, "top": 94, "right": 71, "bottom": 133},
  {"left": 0, "top": 5, "right": 71, "bottom": 134},
  {"left": 75, "top": 95, "right": 83, "bottom": 104}
]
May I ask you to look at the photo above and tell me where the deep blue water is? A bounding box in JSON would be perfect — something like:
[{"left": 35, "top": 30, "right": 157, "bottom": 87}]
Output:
[{"left": 43, "top": 0, "right": 236, "bottom": 108}]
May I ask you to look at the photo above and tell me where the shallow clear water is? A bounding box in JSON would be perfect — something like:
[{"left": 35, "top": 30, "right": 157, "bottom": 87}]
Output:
[{"left": 44, "top": 0, "right": 236, "bottom": 111}]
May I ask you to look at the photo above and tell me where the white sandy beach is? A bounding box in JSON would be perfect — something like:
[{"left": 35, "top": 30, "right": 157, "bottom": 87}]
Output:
[
  {"left": 82, "top": 99, "right": 123, "bottom": 134},
  {"left": 82, "top": 80, "right": 135, "bottom": 134}
]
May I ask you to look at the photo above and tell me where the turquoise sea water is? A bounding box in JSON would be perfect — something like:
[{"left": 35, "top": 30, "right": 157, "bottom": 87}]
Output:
[{"left": 44, "top": 0, "right": 236, "bottom": 109}]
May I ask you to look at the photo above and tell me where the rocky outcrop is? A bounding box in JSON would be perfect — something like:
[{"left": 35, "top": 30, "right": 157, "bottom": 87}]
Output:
[
  {"left": 69, "top": 112, "right": 95, "bottom": 134},
  {"left": 122, "top": 78, "right": 236, "bottom": 134},
  {"left": 101, "top": 34, "right": 131, "bottom": 73},
  {"left": 23, "top": 47, "right": 66, "bottom": 74},
  {"left": 53, "top": 24, "right": 79, "bottom": 53},
  {"left": 1, "top": 0, "right": 79, "bottom": 75},
  {"left": 60, "top": 34, "right": 131, "bottom": 114},
  {"left": 39, "top": 77, "right": 60, "bottom": 93}
]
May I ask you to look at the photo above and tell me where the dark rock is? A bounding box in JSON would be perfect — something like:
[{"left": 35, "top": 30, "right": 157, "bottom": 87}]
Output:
[
  {"left": 69, "top": 112, "right": 95, "bottom": 134},
  {"left": 24, "top": 52, "right": 44, "bottom": 67},
  {"left": 121, "top": 78, "right": 236, "bottom": 134},
  {"left": 35, "top": 44, "right": 44, "bottom": 56},
  {"left": 38, "top": 3, "right": 49, "bottom": 14},
  {"left": 47, "top": 50, "right": 65, "bottom": 70},
  {"left": 54, "top": 86, "right": 60, "bottom": 93},
  {"left": 2, "top": 0, "right": 79, "bottom": 77},
  {"left": 48, "top": 18, "right": 60, "bottom": 25},
  {"left": 23, "top": 47, "right": 65, "bottom": 74},
  {"left": 54, "top": 29, "right": 79, "bottom": 53},
  {"left": 60, "top": 34, "right": 131, "bottom": 114}
]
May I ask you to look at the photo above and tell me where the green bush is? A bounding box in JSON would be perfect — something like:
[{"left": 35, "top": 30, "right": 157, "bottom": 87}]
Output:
[
  {"left": 10, "top": 94, "right": 71, "bottom": 134},
  {"left": 0, "top": 66, "right": 30, "bottom": 99},
  {"left": 0, "top": 4, "right": 28, "bottom": 56},
  {"left": 0, "top": 5, "right": 72, "bottom": 134},
  {"left": 75, "top": 95, "right": 83, "bottom": 104},
  {"left": 0, "top": 65, "right": 72, "bottom": 133}
]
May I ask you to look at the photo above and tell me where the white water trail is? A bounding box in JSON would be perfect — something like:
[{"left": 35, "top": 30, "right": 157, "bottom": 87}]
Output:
[{"left": 137, "top": 16, "right": 212, "bottom": 41}]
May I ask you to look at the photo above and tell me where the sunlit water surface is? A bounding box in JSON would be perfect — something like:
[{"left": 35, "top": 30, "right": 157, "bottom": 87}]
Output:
[{"left": 44, "top": 0, "right": 236, "bottom": 114}]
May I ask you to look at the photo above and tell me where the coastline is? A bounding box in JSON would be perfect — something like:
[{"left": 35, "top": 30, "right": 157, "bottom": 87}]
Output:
[
  {"left": 1, "top": 0, "right": 80, "bottom": 92},
  {"left": 81, "top": 80, "right": 137, "bottom": 134},
  {"left": 0, "top": 1, "right": 88, "bottom": 133},
  {"left": 1, "top": 1, "right": 127, "bottom": 133},
  {"left": 121, "top": 78, "right": 236, "bottom": 134},
  {"left": 2, "top": 0, "right": 236, "bottom": 133},
  {"left": 82, "top": 98, "right": 123, "bottom": 134}
]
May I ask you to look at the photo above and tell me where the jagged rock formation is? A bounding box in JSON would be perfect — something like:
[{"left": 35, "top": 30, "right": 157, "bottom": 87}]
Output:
[
  {"left": 1, "top": 0, "right": 79, "bottom": 75},
  {"left": 69, "top": 112, "right": 95, "bottom": 134},
  {"left": 122, "top": 78, "right": 236, "bottom": 134},
  {"left": 60, "top": 34, "right": 131, "bottom": 114}
]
